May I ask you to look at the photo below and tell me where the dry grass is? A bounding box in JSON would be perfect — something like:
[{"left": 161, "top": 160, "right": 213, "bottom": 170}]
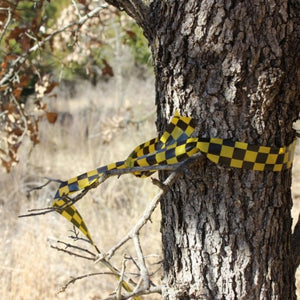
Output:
[
  {"left": 0, "top": 75, "right": 162, "bottom": 300},
  {"left": 1, "top": 76, "right": 300, "bottom": 299}
]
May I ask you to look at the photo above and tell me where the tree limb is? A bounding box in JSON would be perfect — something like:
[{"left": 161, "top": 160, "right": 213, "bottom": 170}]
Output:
[{"left": 104, "top": 0, "right": 151, "bottom": 36}]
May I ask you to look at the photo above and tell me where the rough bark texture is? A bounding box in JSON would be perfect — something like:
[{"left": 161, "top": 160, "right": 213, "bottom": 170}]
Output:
[{"left": 107, "top": 0, "right": 300, "bottom": 299}]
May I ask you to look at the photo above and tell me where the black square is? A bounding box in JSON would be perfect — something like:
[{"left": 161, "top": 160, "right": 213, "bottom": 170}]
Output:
[
  {"left": 68, "top": 182, "right": 79, "bottom": 193},
  {"left": 146, "top": 154, "right": 157, "bottom": 165},
  {"left": 78, "top": 173, "right": 88, "bottom": 180},
  {"left": 65, "top": 206, "right": 75, "bottom": 217},
  {"left": 232, "top": 148, "right": 246, "bottom": 160},
  {"left": 177, "top": 119, "right": 189, "bottom": 131},
  {"left": 256, "top": 153, "right": 268, "bottom": 163},
  {"left": 208, "top": 142, "right": 222, "bottom": 155},
  {"left": 276, "top": 154, "right": 284, "bottom": 164}
]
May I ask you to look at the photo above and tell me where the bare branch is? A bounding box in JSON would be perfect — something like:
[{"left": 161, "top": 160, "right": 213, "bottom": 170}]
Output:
[
  {"left": 19, "top": 154, "right": 202, "bottom": 218},
  {"left": 116, "top": 257, "right": 127, "bottom": 299},
  {"left": 132, "top": 234, "right": 150, "bottom": 289},
  {"left": 58, "top": 272, "right": 116, "bottom": 294},
  {"left": 55, "top": 240, "right": 97, "bottom": 257},
  {"left": 50, "top": 244, "right": 96, "bottom": 261}
]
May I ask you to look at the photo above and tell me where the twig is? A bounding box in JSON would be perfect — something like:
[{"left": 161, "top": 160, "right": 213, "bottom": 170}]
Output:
[
  {"left": 26, "top": 179, "right": 53, "bottom": 194},
  {"left": 132, "top": 234, "right": 150, "bottom": 290},
  {"left": 103, "top": 286, "right": 162, "bottom": 300},
  {"left": 0, "top": 7, "right": 11, "bottom": 44},
  {"left": 116, "top": 257, "right": 127, "bottom": 300},
  {"left": 18, "top": 206, "right": 54, "bottom": 218},
  {"left": 71, "top": 0, "right": 82, "bottom": 18},
  {"left": 50, "top": 245, "right": 96, "bottom": 261},
  {"left": 56, "top": 240, "right": 97, "bottom": 257},
  {"left": 11, "top": 95, "right": 28, "bottom": 144},
  {"left": 58, "top": 272, "right": 115, "bottom": 294}
]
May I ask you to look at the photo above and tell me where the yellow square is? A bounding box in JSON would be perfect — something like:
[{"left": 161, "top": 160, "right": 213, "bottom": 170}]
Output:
[
  {"left": 175, "top": 144, "right": 186, "bottom": 156},
  {"left": 220, "top": 145, "right": 234, "bottom": 158},
  {"left": 68, "top": 176, "right": 78, "bottom": 184},
  {"left": 72, "top": 213, "right": 82, "bottom": 224},
  {"left": 230, "top": 159, "right": 243, "bottom": 168},
  {"left": 53, "top": 199, "right": 65, "bottom": 207},
  {"left": 234, "top": 141, "right": 248, "bottom": 150},
  {"left": 166, "top": 157, "right": 178, "bottom": 164},
  {"left": 59, "top": 186, "right": 70, "bottom": 196},
  {"left": 253, "top": 163, "right": 265, "bottom": 171},
  {"left": 148, "top": 143, "right": 156, "bottom": 153},
  {"left": 273, "top": 164, "right": 283, "bottom": 171},
  {"left": 160, "top": 132, "right": 171, "bottom": 144},
  {"left": 258, "top": 146, "right": 270, "bottom": 153},
  {"left": 62, "top": 210, "right": 72, "bottom": 221},
  {"left": 283, "top": 153, "right": 289, "bottom": 163},
  {"left": 207, "top": 153, "right": 220, "bottom": 164},
  {"left": 244, "top": 150, "right": 257, "bottom": 162},
  {"left": 197, "top": 141, "right": 209, "bottom": 153},
  {"left": 210, "top": 138, "right": 223, "bottom": 145},
  {"left": 156, "top": 152, "right": 166, "bottom": 163},
  {"left": 78, "top": 178, "right": 89, "bottom": 189},
  {"left": 278, "top": 146, "right": 286, "bottom": 154},
  {"left": 265, "top": 154, "right": 278, "bottom": 164},
  {"left": 171, "top": 126, "right": 183, "bottom": 140},
  {"left": 136, "top": 157, "right": 148, "bottom": 166},
  {"left": 187, "top": 147, "right": 199, "bottom": 157},
  {"left": 88, "top": 169, "right": 98, "bottom": 177},
  {"left": 185, "top": 125, "right": 194, "bottom": 137}
]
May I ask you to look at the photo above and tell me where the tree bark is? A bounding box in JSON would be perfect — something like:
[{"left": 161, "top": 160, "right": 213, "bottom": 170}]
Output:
[{"left": 107, "top": 0, "right": 300, "bottom": 298}]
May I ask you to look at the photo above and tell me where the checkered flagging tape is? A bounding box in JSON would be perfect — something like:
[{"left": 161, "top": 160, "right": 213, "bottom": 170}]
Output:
[{"left": 52, "top": 111, "right": 296, "bottom": 245}]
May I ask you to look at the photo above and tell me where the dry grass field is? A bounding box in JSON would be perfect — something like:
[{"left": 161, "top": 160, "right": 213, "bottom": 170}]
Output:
[{"left": 1, "top": 75, "right": 300, "bottom": 299}]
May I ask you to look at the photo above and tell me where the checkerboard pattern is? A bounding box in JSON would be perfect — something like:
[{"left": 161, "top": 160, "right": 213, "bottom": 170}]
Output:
[
  {"left": 197, "top": 138, "right": 296, "bottom": 171},
  {"left": 52, "top": 111, "right": 296, "bottom": 246},
  {"left": 53, "top": 199, "right": 94, "bottom": 244}
]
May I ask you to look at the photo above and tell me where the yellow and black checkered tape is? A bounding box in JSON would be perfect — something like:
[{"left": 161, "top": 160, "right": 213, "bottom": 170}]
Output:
[{"left": 52, "top": 111, "right": 296, "bottom": 246}]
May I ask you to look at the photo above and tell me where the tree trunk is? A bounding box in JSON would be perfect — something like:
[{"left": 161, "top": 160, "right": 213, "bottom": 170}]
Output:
[
  {"left": 149, "top": 1, "right": 300, "bottom": 298},
  {"left": 107, "top": 0, "right": 300, "bottom": 298}
]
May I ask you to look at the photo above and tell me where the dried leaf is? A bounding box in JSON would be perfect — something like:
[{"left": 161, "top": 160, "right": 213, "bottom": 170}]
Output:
[
  {"left": 45, "top": 81, "right": 59, "bottom": 94},
  {"left": 46, "top": 111, "right": 58, "bottom": 124},
  {"left": 102, "top": 59, "right": 114, "bottom": 77}
]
